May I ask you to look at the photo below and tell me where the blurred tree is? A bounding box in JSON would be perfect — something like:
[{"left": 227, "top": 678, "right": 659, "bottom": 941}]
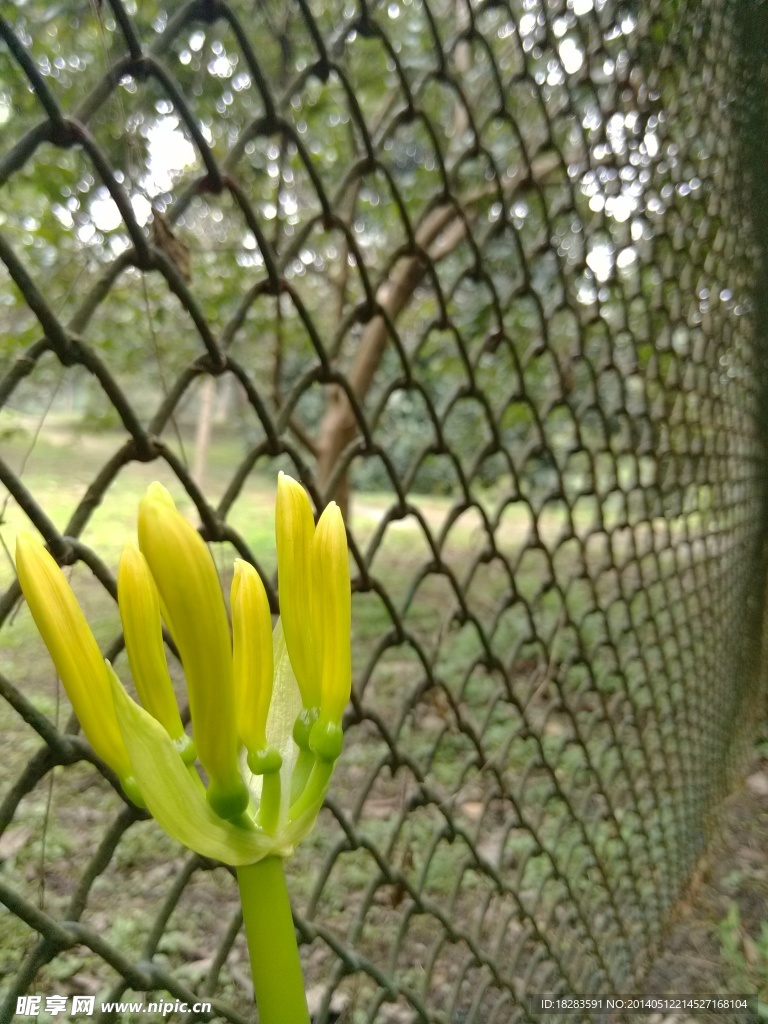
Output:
[{"left": 0, "top": 0, "right": 691, "bottom": 509}]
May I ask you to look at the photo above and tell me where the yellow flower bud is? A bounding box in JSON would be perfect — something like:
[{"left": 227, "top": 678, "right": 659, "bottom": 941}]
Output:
[
  {"left": 14, "top": 532, "right": 135, "bottom": 795},
  {"left": 313, "top": 502, "right": 351, "bottom": 728},
  {"left": 117, "top": 544, "right": 195, "bottom": 764},
  {"left": 275, "top": 472, "right": 321, "bottom": 710},
  {"left": 231, "top": 560, "right": 278, "bottom": 772},
  {"left": 138, "top": 484, "right": 248, "bottom": 820}
]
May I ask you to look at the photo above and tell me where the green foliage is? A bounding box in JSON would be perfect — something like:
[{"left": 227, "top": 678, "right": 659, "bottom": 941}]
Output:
[{"left": 0, "top": 0, "right": 692, "bottom": 498}]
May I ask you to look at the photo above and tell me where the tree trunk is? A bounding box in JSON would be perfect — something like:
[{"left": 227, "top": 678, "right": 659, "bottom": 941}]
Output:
[
  {"left": 193, "top": 375, "right": 216, "bottom": 491},
  {"left": 315, "top": 204, "right": 471, "bottom": 516},
  {"left": 315, "top": 155, "right": 561, "bottom": 517}
]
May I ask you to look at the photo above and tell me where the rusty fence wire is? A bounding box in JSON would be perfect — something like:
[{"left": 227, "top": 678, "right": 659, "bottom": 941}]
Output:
[{"left": 1, "top": 0, "right": 767, "bottom": 1021}]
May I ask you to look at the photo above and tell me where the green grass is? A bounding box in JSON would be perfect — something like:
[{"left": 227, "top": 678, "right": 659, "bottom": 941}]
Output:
[{"left": 717, "top": 903, "right": 768, "bottom": 1004}]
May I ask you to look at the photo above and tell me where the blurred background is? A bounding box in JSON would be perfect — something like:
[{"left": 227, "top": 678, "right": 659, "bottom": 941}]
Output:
[{"left": 1, "top": 0, "right": 767, "bottom": 1021}]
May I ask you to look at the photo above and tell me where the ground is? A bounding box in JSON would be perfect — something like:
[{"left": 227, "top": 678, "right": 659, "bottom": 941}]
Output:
[
  {"left": 1, "top": 421, "right": 767, "bottom": 1023},
  {"left": 637, "top": 723, "right": 768, "bottom": 1024}
]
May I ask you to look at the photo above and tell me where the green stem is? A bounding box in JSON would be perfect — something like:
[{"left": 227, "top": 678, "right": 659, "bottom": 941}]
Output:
[
  {"left": 288, "top": 758, "right": 333, "bottom": 823},
  {"left": 237, "top": 858, "right": 310, "bottom": 1024},
  {"left": 290, "top": 747, "right": 315, "bottom": 803},
  {"left": 256, "top": 771, "right": 281, "bottom": 834}
]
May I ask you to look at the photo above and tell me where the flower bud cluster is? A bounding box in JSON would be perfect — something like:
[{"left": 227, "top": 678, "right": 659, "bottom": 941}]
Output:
[{"left": 15, "top": 474, "right": 351, "bottom": 865}]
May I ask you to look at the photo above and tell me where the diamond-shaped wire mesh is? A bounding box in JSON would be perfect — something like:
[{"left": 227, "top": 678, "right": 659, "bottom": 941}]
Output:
[{"left": 1, "top": 0, "right": 767, "bottom": 1021}]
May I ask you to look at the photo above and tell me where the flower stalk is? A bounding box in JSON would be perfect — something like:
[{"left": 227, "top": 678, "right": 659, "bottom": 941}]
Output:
[{"left": 237, "top": 858, "right": 310, "bottom": 1024}]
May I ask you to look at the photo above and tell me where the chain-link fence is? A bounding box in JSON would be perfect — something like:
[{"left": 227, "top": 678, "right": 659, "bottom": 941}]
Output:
[{"left": 1, "top": 0, "right": 767, "bottom": 1021}]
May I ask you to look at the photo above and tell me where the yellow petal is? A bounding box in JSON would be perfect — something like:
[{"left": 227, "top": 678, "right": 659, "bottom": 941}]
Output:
[
  {"left": 15, "top": 532, "right": 133, "bottom": 787},
  {"left": 138, "top": 484, "right": 247, "bottom": 819},
  {"left": 118, "top": 544, "right": 194, "bottom": 763},
  {"left": 231, "top": 560, "right": 274, "bottom": 757},
  {"left": 275, "top": 472, "right": 321, "bottom": 710},
  {"left": 312, "top": 502, "right": 351, "bottom": 727}
]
